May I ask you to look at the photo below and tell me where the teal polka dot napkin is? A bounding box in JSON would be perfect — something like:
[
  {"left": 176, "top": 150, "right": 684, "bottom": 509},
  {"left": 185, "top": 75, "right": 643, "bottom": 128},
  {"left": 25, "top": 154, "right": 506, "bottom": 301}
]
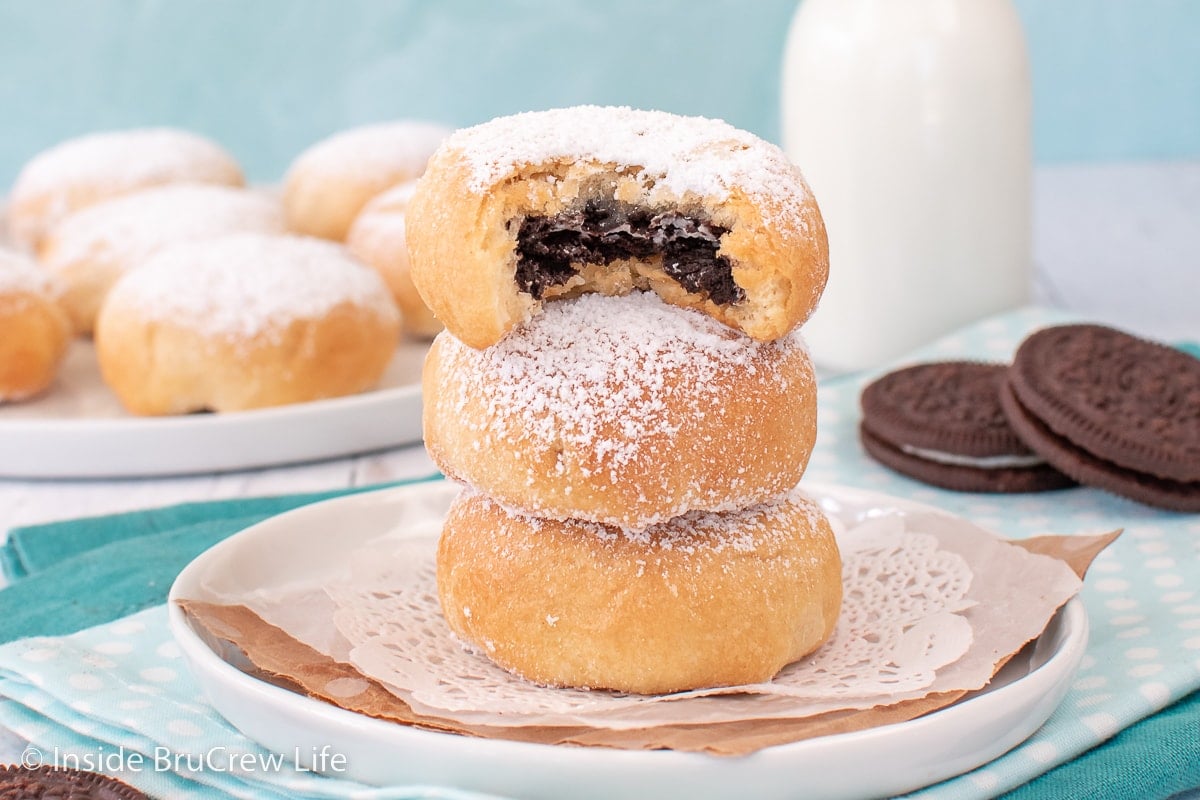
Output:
[
  {"left": 805, "top": 307, "right": 1200, "bottom": 799},
  {"left": 0, "top": 606, "right": 496, "bottom": 799}
]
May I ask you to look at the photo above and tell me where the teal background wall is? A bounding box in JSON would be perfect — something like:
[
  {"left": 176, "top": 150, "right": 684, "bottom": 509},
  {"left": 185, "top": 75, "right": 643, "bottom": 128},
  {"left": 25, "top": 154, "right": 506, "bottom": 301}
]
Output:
[{"left": 1, "top": 0, "right": 1197, "bottom": 186}]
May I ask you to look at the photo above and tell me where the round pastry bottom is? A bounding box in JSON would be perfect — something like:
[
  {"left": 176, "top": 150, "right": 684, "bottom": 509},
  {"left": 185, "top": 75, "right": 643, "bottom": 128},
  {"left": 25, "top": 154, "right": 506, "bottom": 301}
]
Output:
[
  {"left": 95, "top": 302, "right": 398, "bottom": 415},
  {"left": 437, "top": 488, "right": 843, "bottom": 695},
  {"left": 0, "top": 294, "right": 70, "bottom": 402}
]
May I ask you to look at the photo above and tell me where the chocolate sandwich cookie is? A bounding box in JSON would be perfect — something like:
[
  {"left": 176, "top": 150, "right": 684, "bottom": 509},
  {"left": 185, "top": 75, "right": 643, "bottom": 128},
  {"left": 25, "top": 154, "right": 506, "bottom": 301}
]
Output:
[
  {"left": 860, "top": 361, "right": 1075, "bottom": 493},
  {"left": 0, "top": 765, "right": 148, "bottom": 799},
  {"left": 1002, "top": 324, "right": 1200, "bottom": 512}
]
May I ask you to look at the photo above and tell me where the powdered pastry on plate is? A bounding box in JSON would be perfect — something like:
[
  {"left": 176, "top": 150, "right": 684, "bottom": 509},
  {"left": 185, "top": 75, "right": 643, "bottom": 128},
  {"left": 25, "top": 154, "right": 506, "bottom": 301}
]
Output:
[
  {"left": 39, "top": 185, "right": 285, "bottom": 335},
  {"left": 95, "top": 233, "right": 400, "bottom": 415},
  {"left": 7, "top": 128, "right": 243, "bottom": 252},
  {"left": 283, "top": 120, "right": 451, "bottom": 241},
  {"left": 407, "top": 106, "right": 828, "bottom": 348},
  {"left": 0, "top": 248, "right": 70, "bottom": 402},
  {"left": 347, "top": 181, "right": 441, "bottom": 339}
]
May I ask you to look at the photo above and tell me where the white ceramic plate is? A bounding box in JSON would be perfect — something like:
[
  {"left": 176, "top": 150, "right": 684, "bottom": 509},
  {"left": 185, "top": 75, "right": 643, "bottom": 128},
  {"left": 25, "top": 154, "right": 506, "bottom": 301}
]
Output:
[
  {"left": 169, "top": 481, "right": 1088, "bottom": 800},
  {"left": 0, "top": 340, "right": 427, "bottom": 478}
]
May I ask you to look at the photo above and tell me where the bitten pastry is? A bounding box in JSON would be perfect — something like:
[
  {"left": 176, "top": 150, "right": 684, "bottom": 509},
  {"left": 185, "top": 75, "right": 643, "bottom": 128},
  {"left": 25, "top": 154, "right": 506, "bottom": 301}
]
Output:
[
  {"left": 346, "top": 181, "right": 441, "bottom": 339},
  {"left": 438, "top": 488, "right": 843, "bottom": 694},
  {"left": 95, "top": 234, "right": 400, "bottom": 415},
  {"left": 8, "top": 128, "right": 243, "bottom": 252},
  {"left": 407, "top": 106, "right": 828, "bottom": 348},
  {"left": 39, "top": 185, "right": 285, "bottom": 335},
  {"left": 424, "top": 291, "right": 818, "bottom": 529},
  {"left": 283, "top": 121, "right": 451, "bottom": 241},
  {"left": 0, "top": 249, "right": 70, "bottom": 402}
]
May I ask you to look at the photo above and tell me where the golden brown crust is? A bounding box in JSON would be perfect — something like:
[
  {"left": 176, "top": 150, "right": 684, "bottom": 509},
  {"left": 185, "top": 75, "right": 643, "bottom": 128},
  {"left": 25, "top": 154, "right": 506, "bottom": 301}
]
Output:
[
  {"left": 92, "top": 234, "right": 400, "bottom": 415},
  {"left": 282, "top": 170, "right": 386, "bottom": 243},
  {"left": 407, "top": 108, "right": 828, "bottom": 349},
  {"left": 0, "top": 292, "right": 71, "bottom": 402},
  {"left": 282, "top": 122, "right": 450, "bottom": 242},
  {"left": 38, "top": 251, "right": 121, "bottom": 337},
  {"left": 95, "top": 301, "right": 398, "bottom": 415},
  {"left": 422, "top": 293, "right": 818, "bottom": 529},
  {"left": 346, "top": 182, "right": 442, "bottom": 339},
  {"left": 437, "top": 489, "right": 843, "bottom": 694}
]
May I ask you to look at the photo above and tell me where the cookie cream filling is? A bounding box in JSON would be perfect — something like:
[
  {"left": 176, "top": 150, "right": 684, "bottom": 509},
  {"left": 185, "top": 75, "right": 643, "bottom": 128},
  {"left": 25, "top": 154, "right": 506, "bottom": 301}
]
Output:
[
  {"left": 901, "top": 444, "right": 1046, "bottom": 469},
  {"left": 514, "top": 199, "right": 743, "bottom": 305}
]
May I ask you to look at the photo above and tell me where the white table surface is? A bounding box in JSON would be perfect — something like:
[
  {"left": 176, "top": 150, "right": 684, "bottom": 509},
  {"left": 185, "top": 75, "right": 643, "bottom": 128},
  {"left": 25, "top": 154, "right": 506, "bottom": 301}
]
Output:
[
  {"left": 0, "top": 158, "right": 1197, "bottom": 780},
  {"left": 1030, "top": 161, "right": 1199, "bottom": 343}
]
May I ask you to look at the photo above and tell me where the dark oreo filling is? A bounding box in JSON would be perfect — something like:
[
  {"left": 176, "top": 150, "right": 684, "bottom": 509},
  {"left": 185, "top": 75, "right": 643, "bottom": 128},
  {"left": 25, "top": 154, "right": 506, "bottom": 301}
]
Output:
[{"left": 514, "top": 199, "right": 744, "bottom": 305}]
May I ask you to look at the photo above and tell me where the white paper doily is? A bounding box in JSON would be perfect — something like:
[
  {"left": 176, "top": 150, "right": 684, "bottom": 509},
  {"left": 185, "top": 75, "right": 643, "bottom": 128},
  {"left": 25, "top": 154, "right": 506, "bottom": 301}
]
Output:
[{"left": 324, "top": 510, "right": 975, "bottom": 727}]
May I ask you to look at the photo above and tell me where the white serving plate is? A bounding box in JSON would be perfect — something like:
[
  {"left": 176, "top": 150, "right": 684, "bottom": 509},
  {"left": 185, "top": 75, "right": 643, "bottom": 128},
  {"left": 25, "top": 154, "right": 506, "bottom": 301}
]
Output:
[
  {"left": 0, "top": 340, "right": 427, "bottom": 478},
  {"left": 169, "top": 481, "right": 1088, "bottom": 800}
]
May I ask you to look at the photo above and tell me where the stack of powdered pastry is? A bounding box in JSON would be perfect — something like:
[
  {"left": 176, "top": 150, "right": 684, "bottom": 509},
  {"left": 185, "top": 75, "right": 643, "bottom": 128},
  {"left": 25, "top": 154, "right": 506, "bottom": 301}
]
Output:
[{"left": 409, "top": 106, "right": 842, "bottom": 694}]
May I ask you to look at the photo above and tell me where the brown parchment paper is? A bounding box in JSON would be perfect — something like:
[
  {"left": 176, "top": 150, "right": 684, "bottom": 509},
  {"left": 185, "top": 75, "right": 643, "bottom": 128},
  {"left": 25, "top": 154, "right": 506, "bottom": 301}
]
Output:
[{"left": 177, "top": 530, "right": 1118, "bottom": 756}]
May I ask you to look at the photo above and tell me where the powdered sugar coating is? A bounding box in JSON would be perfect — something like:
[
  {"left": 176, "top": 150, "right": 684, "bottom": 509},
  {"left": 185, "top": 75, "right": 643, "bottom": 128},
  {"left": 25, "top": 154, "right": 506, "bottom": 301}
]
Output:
[
  {"left": 103, "top": 233, "right": 398, "bottom": 339},
  {"left": 362, "top": 180, "right": 419, "bottom": 214},
  {"left": 432, "top": 291, "right": 812, "bottom": 527},
  {"left": 347, "top": 181, "right": 418, "bottom": 251},
  {"left": 287, "top": 121, "right": 451, "bottom": 182},
  {"left": 12, "top": 128, "right": 240, "bottom": 197},
  {"left": 445, "top": 106, "right": 812, "bottom": 223},
  {"left": 0, "top": 248, "right": 56, "bottom": 296},
  {"left": 44, "top": 185, "right": 284, "bottom": 272}
]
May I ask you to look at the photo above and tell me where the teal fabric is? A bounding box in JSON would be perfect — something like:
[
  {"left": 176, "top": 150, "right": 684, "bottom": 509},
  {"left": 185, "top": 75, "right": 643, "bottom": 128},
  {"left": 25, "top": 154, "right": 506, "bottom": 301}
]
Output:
[
  {"left": 1000, "top": 689, "right": 1200, "bottom": 800},
  {"left": 0, "top": 606, "right": 498, "bottom": 799},
  {"left": 0, "top": 475, "right": 442, "bottom": 644}
]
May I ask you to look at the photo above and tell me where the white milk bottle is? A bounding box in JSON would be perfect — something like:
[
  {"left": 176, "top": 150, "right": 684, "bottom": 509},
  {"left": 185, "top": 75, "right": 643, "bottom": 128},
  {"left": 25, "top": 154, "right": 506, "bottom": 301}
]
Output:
[{"left": 781, "top": 0, "right": 1032, "bottom": 372}]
